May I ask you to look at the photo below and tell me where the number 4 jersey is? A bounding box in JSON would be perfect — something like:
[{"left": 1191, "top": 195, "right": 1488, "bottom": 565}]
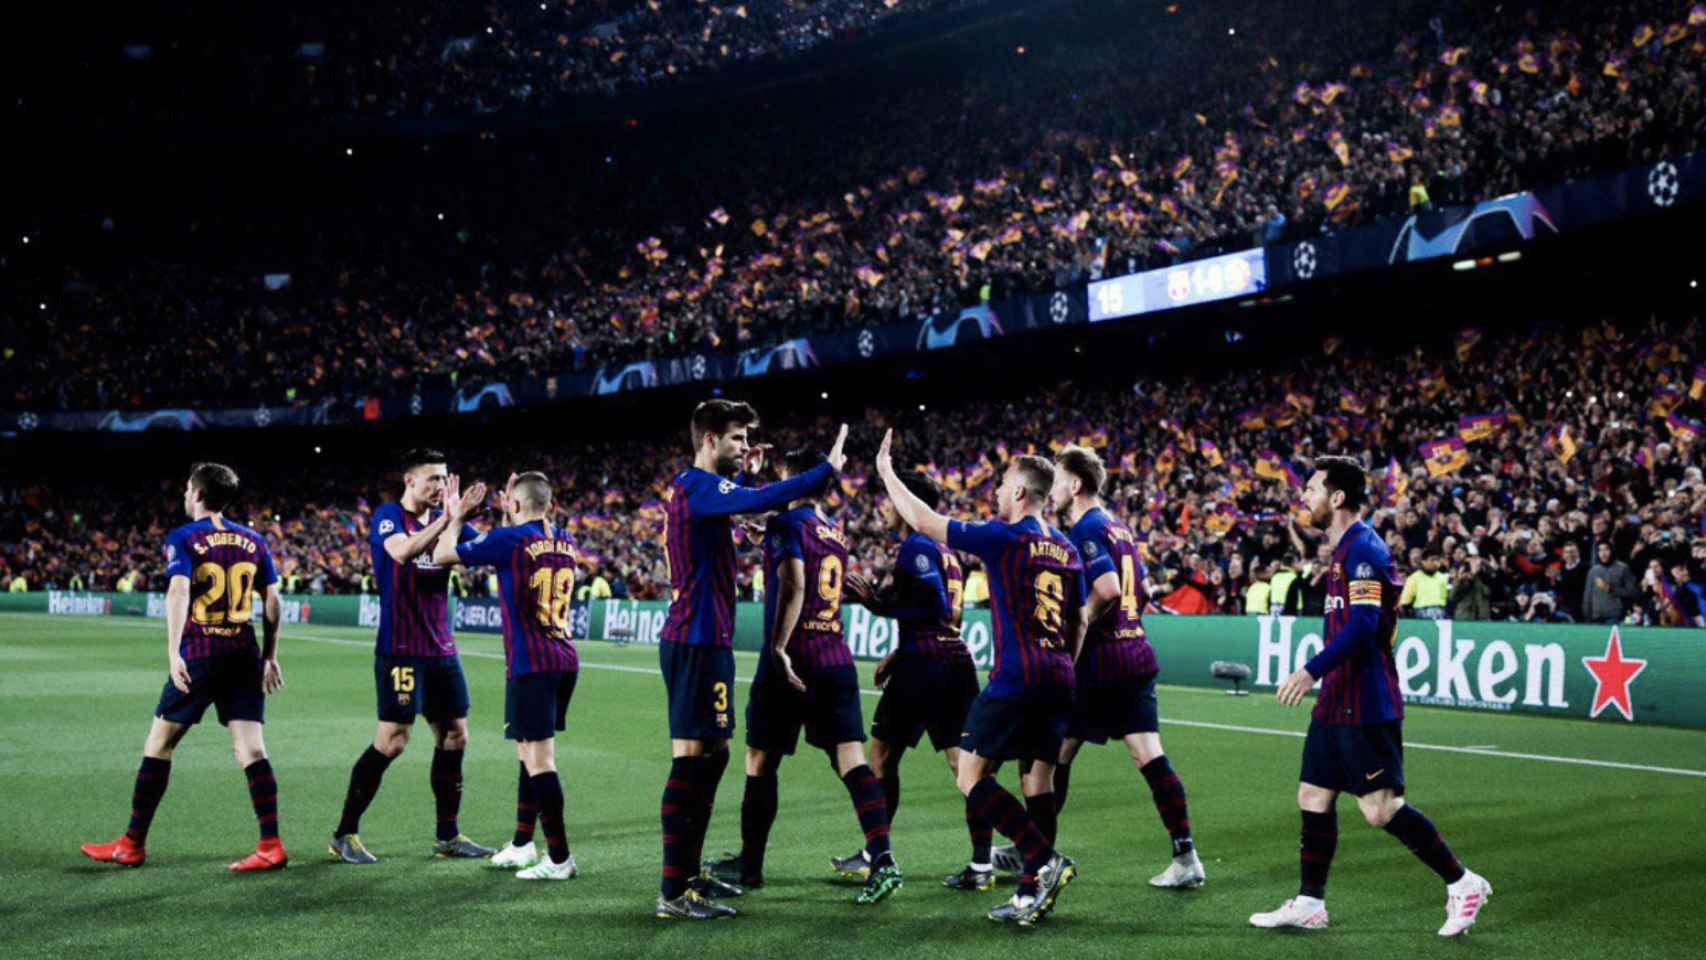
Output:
[
  {"left": 1071, "top": 506, "right": 1157, "bottom": 682},
  {"left": 946, "top": 515, "right": 1083, "bottom": 698},
  {"left": 455, "top": 520, "right": 579, "bottom": 679},
  {"left": 163, "top": 515, "right": 280, "bottom": 660}
]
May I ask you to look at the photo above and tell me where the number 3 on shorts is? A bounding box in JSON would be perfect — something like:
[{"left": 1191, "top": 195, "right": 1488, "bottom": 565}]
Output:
[{"left": 711, "top": 681, "right": 729, "bottom": 712}]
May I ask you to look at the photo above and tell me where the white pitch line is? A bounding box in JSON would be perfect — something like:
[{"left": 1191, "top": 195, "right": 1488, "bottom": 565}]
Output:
[
  {"left": 8, "top": 616, "right": 1703, "bottom": 780},
  {"left": 278, "top": 631, "right": 1706, "bottom": 781}
]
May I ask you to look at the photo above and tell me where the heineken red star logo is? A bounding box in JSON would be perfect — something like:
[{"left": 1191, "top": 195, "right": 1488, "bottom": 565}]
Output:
[{"left": 1581, "top": 627, "right": 1648, "bottom": 721}]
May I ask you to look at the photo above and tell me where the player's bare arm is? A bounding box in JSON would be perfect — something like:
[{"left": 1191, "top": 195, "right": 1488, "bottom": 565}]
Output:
[
  {"left": 165, "top": 574, "right": 192, "bottom": 693},
  {"left": 260, "top": 583, "right": 284, "bottom": 694},
  {"left": 875, "top": 429, "right": 950, "bottom": 543},
  {"left": 774, "top": 557, "right": 808, "bottom": 692}
]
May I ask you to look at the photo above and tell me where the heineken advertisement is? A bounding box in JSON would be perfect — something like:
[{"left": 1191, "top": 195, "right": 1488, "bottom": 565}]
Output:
[
  {"left": 588, "top": 601, "right": 1704, "bottom": 729},
  {"left": 10, "top": 591, "right": 1701, "bottom": 727}
]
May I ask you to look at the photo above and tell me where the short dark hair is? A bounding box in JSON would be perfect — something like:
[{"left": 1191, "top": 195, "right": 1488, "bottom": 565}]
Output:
[
  {"left": 895, "top": 470, "right": 942, "bottom": 511},
  {"left": 781, "top": 449, "right": 820, "bottom": 478},
  {"left": 690, "top": 399, "right": 759, "bottom": 449},
  {"left": 189, "top": 462, "right": 240, "bottom": 512},
  {"left": 1055, "top": 445, "right": 1106, "bottom": 497},
  {"left": 514, "top": 471, "right": 552, "bottom": 511},
  {"left": 1011, "top": 455, "right": 1055, "bottom": 505},
  {"left": 401, "top": 448, "right": 446, "bottom": 473},
  {"left": 1313, "top": 455, "right": 1367, "bottom": 510}
]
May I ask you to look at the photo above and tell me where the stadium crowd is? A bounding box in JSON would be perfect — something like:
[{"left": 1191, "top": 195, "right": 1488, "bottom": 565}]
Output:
[
  {"left": 6, "top": 313, "right": 1705, "bottom": 627},
  {"left": 10, "top": 0, "right": 1706, "bottom": 412}
]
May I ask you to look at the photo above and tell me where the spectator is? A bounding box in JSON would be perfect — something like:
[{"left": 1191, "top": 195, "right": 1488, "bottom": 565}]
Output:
[
  {"left": 1450, "top": 553, "right": 1492, "bottom": 622},
  {"left": 1584, "top": 541, "right": 1639, "bottom": 623},
  {"left": 1401, "top": 551, "right": 1451, "bottom": 620},
  {"left": 1555, "top": 540, "right": 1588, "bottom": 622}
]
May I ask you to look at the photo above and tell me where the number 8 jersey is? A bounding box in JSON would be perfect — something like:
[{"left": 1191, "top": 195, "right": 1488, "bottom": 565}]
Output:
[
  {"left": 163, "top": 515, "right": 280, "bottom": 660},
  {"left": 455, "top": 520, "right": 579, "bottom": 679},
  {"left": 946, "top": 515, "right": 1083, "bottom": 698}
]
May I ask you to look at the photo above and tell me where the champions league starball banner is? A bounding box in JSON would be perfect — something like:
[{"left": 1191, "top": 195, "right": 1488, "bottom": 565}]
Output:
[{"left": 4, "top": 152, "right": 1699, "bottom": 435}]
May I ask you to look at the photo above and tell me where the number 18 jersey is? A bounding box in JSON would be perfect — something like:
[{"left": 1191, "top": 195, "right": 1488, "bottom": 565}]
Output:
[{"left": 456, "top": 520, "right": 579, "bottom": 679}]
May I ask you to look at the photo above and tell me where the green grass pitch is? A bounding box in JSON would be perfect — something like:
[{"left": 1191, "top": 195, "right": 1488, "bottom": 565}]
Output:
[{"left": 2, "top": 611, "right": 1703, "bottom": 959}]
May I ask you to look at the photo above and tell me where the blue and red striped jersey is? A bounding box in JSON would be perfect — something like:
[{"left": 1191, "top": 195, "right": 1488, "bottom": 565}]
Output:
[
  {"left": 891, "top": 533, "right": 968, "bottom": 662},
  {"left": 660, "top": 462, "right": 834, "bottom": 649},
  {"left": 456, "top": 520, "right": 578, "bottom": 679},
  {"left": 163, "top": 515, "right": 279, "bottom": 661},
  {"left": 1071, "top": 506, "right": 1158, "bottom": 681},
  {"left": 946, "top": 515, "right": 1081, "bottom": 698},
  {"left": 369, "top": 502, "right": 480, "bottom": 657},
  {"left": 1307, "top": 520, "right": 1404, "bottom": 726},
  {"left": 759, "top": 505, "right": 852, "bottom": 673}
]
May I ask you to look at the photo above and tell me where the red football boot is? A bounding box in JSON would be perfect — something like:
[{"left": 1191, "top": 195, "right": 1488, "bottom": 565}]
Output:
[
  {"left": 229, "top": 838, "right": 289, "bottom": 872},
  {"left": 81, "top": 836, "right": 147, "bottom": 867}
]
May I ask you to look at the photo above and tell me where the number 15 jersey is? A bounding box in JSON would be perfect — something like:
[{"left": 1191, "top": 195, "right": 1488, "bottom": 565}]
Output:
[
  {"left": 456, "top": 520, "right": 579, "bottom": 679},
  {"left": 946, "top": 515, "right": 1082, "bottom": 698}
]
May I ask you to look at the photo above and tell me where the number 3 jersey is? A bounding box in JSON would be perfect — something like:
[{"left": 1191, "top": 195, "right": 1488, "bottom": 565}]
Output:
[
  {"left": 946, "top": 515, "right": 1082, "bottom": 698},
  {"left": 455, "top": 520, "right": 579, "bottom": 679},
  {"left": 1071, "top": 506, "right": 1157, "bottom": 682},
  {"left": 759, "top": 505, "right": 852, "bottom": 675},
  {"left": 163, "top": 515, "right": 280, "bottom": 660}
]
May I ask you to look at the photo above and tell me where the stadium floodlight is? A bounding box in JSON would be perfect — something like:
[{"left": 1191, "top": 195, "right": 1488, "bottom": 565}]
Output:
[{"left": 1211, "top": 660, "right": 1253, "bottom": 696}]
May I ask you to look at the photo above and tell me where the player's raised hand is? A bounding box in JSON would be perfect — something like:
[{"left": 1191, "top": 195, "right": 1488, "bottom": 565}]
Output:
[
  {"left": 261, "top": 657, "right": 285, "bottom": 695},
  {"left": 744, "top": 443, "right": 773, "bottom": 477},
  {"left": 443, "top": 474, "right": 465, "bottom": 519},
  {"left": 875, "top": 428, "right": 895, "bottom": 478},
  {"left": 827, "top": 423, "right": 849, "bottom": 472},
  {"left": 460, "top": 480, "right": 488, "bottom": 517},
  {"left": 844, "top": 572, "right": 876, "bottom": 605}
]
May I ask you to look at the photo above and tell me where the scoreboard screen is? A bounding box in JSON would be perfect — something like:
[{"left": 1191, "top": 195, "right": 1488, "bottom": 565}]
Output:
[{"left": 1088, "top": 247, "right": 1267, "bottom": 322}]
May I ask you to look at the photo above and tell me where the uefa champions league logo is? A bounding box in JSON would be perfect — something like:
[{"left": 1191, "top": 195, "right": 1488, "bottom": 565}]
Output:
[
  {"left": 410, "top": 393, "right": 424, "bottom": 416},
  {"left": 690, "top": 355, "right": 708, "bottom": 379},
  {"left": 1049, "top": 291, "right": 1071, "bottom": 324},
  {"left": 1647, "top": 162, "right": 1679, "bottom": 208},
  {"left": 1293, "top": 242, "right": 1318, "bottom": 279},
  {"left": 18, "top": 412, "right": 38, "bottom": 430},
  {"left": 252, "top": 408, "right": 271, "bottom": 427},
  {"left": 857, "top": 329, "right": 876, "bottom": 358}
]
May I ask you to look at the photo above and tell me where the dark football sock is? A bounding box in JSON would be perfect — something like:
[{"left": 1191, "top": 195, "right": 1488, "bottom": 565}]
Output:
[
  {"left": 514, "top": 761, "right": 539, "bottom": 846},
  {"left": 1026, "top": 791, "right": 1058, "bottom": 848},
  {"left": 1140, "top": 755, "right": 1194, "bottom": 857},
  {"left": 660, "top": 757, "right": 696, "bottom": 899},
  {"left": 1299, "top": 808, "right": 1338, "bottom": 899},
  {"left": 335, "top": 745, "right": 394, "bottom": 837},
  {"left": 682, "top": 752, "right": 729, "bottom": 883},
  {"left": 125, "top": 756, "right": 172, "bottom": 844},
  {"left": 878, "top": 745, "right": 904, "bottom": 826},
  {"left": 967, "top": 809, "right": 993, "bottom": 865},
  {"left": 968, "top": 778, "right": 1051, "bottom": 896},
  {"left": 1384, "top": 803, "right": 1466, "bottom": 884},
  {"left": 739, "top": 772, "right": 779, "bottom": 879},
  {"left": 430, "top": 748, "right": 464, "bottom": 842},
  {"left": 841, "top": 764, "right": 893, "bottom": 867},
  {"left": 530, "top": 772, "right": 570, "bottom": 864},
  {"left": 1053, "top": 761, "right": 1073, "bottom": 813},
  {"left": 243, "top": 759, "right": 280, "bottom": 841}
]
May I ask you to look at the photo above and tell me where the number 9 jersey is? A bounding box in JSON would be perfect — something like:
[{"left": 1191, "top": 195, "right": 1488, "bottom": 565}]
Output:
[
  {"left": 163, "top": 515, "right": 280, "bottom": 660},
  {"left": 455, "top": 520, "right": 579, "bottom": 680}
]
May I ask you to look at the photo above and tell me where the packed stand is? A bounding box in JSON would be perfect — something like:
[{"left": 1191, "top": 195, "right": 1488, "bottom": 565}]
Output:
[
  {"left": 11, "top": 0, "right": 1706, "bottom": 412},
  {"left": 7, "top": 313, "right": 1705, "bottom": 626}
]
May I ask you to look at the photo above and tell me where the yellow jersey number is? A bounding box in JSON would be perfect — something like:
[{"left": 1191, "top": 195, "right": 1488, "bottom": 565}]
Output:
[
  {"left": 528, "top": 567, "right": 576, "bottom": 634},
  {"left": 816, "top": 555, "right": 845, "bottom": 623},
  {"left": 191, "top": 561, "right": 259, "bottom": 625},
  {"left": 1034, "top": 570, "right": 1065, "bottom": 648}
]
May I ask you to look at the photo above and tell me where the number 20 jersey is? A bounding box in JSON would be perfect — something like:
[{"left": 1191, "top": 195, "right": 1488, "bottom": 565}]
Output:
[{"left": 163, "top": 515, "right": 280, "bottom": 660}]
